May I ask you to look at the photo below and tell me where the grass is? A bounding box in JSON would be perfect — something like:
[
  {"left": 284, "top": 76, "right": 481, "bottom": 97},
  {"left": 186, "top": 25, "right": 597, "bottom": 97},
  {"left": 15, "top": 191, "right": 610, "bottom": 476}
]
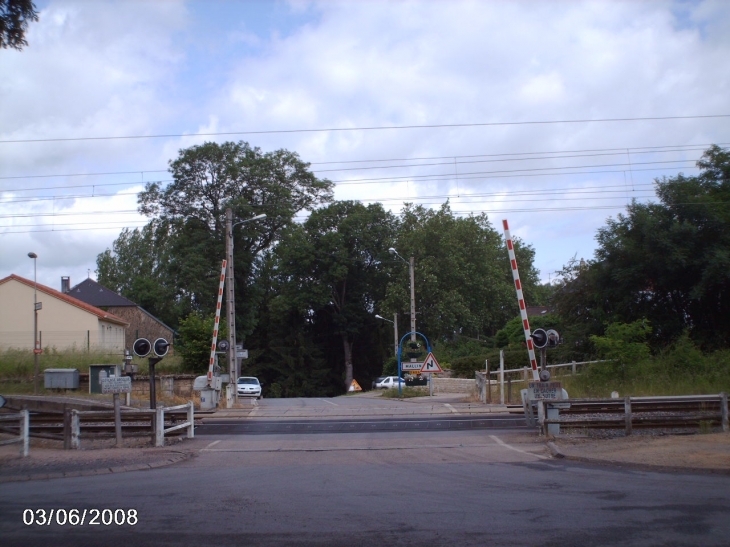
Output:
[
  {"left": 0, "top": 347, "right": 185, "bottom": 380},
  {"left": 380, "top": 386, "right": 430, "bottom": 398}
]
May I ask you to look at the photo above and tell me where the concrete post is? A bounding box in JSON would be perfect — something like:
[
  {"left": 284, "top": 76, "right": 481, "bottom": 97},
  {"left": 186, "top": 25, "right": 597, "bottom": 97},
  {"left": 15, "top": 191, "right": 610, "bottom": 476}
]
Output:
[
  {"left": 721, "top": 392, "right": 728, "bottom": 433},
  {"left": 155, "top": 407, "right": 165, "bottom": 447},
  {"left": 187, "top": 401, "right": 195, "bottom": 439},
  {"left": 20, "top": 409, "right": 29, "bottom": 457},
  {"left": 71, "top": 409, "right": 80, "bottom": 450}
]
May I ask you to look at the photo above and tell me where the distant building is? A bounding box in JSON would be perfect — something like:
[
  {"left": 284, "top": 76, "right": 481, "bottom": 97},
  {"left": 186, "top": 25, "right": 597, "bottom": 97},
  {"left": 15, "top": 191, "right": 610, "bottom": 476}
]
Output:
[
  {"left": 525, "top": 306, "right": 552, "bottom": 317},
  {"left": 62, "top": 277, "right": 174, "bottom": 352},
  {"left": 0, "top": 274, "right": 128, "bottom": 351}
]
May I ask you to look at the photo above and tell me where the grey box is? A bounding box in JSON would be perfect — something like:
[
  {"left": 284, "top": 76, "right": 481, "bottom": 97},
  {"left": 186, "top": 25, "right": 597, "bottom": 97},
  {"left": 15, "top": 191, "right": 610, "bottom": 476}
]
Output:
[{"left": 44, "top": 368, "right": 80, "bottom": 389}]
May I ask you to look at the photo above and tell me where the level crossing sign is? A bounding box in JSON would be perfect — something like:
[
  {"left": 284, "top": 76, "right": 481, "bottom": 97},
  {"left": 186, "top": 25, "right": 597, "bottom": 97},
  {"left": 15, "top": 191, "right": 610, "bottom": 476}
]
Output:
[{"left": 419, "top": 352, "right": 442, "bottom": 373}]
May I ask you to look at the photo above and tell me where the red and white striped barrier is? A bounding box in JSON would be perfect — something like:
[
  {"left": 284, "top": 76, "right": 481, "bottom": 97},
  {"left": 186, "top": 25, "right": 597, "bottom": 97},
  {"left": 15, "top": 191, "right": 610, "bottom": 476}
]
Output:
[
  {"left": 502, "top": 220, "right": 539, "bottom": 381},
  {"left": 207, "top": 259, "right": 228, "bottom": 385}
]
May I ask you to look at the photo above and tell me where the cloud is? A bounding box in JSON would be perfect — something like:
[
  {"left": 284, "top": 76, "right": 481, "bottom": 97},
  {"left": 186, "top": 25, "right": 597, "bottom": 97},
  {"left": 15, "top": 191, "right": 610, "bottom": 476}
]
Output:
[{"left": 1, "top": 0, "right": 729, "bottom": 288}]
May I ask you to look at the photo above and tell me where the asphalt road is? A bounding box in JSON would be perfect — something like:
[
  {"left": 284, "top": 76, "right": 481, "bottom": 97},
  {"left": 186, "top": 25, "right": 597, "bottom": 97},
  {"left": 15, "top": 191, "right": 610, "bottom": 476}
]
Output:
[{"left": 2, "top": 427, "right": 729, "bottom": 547}]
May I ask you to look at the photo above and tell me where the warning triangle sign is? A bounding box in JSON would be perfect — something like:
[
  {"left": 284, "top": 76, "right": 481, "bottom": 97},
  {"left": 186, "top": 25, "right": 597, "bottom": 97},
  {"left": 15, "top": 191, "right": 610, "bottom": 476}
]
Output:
[
  {"left": 420, "top": 352, "right": 442, "bottom": 373},
  {"left": 348, "top": 379, "right": 363, "bottom": 392}
]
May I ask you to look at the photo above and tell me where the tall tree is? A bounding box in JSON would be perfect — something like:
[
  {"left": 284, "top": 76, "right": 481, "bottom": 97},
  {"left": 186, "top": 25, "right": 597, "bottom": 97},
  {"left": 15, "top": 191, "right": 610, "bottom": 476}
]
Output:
[
  {"left": 98, "top": 141, "right": 332, "bottom": 332},
  {"left": 274, "top": 201, "right": 397, "bottom": 391},
  {"left": 1, "top": 0, "right": 38, "bottom": 50},
  {"left": 554, "top": 145, "right": 730, "bottom": 349},
  {"left": 382, "top": 203, "right": 541, "bottom": 342}
]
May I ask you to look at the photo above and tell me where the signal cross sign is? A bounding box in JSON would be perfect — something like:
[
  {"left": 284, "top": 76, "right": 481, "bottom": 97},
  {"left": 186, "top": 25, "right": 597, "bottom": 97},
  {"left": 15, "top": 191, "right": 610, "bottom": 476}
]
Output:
[{"left": 420, "top": 352, "right": 442, "bottom": 373}]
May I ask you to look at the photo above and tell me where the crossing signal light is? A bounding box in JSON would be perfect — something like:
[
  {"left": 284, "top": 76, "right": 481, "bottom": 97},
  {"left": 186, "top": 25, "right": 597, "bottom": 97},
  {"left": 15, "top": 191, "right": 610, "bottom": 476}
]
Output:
[
  {"left": 531, "top": 328, "right": 548, "bottom": 348},
  {"left": 153, "top": 338, "right": 170, "bottom": 357},
  {"left": 133, "top": 338, "right": 151, "bottom": 357},
  {"left": 546, "top": 329, "right": 561, "bottom": 348}
]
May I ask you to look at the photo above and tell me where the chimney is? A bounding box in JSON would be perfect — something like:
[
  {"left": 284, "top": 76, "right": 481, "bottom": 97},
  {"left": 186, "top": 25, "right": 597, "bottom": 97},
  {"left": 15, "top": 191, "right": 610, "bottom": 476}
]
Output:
[{"left": 61, "top": 276, "right": 70, "bottom": 293}]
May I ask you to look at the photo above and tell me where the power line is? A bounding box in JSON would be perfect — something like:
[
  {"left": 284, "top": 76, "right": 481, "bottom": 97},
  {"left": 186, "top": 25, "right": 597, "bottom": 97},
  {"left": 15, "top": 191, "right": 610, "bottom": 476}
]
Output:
[
  {"left": 2, "top": 141, "right": 723, "bottom": 183},
  {"left": 2, "top": 114, "right": 728, "bottom": 144}
]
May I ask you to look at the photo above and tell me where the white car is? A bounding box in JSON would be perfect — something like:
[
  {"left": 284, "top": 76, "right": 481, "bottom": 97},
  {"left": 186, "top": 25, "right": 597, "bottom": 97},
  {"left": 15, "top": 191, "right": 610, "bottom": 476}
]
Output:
[
  {"left": 237, "top": 376, "right": 262, "bottom": 398},
  {"left": 375, "top": 376, "right": 407, "bottom": 389}
]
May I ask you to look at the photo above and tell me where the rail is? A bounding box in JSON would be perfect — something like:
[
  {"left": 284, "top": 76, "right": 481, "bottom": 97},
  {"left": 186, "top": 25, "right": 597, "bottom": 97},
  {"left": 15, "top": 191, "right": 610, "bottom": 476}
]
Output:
[
  {"left": 531, "top": 393, "right": 730, "bottom": 435},
  {"left": 0, "top": 410, "right": 30, "bottom": 457}
]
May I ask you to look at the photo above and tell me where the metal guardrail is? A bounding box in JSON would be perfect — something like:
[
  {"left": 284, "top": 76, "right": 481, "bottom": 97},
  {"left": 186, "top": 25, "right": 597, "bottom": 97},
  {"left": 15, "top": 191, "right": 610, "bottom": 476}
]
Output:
[
  {"left": 0, "top": 403, "right": 195, "bottom": 449},
  {"left": 531, "top": 393, "right": 730, "bottom": 435},
  {"left": 0, "top": 410, "right": 30, "bottom": 457}
]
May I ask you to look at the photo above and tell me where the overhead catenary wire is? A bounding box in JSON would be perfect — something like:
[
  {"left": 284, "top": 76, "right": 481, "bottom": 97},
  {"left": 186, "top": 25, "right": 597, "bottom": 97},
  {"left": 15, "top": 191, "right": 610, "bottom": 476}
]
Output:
[{"left": 1, "top": 114, "right": 728, "bottom": 144}]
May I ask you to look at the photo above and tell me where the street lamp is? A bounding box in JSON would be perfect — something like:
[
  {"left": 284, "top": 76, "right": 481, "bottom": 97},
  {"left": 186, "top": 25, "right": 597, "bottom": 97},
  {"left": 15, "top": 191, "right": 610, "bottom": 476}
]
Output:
[
  {"left": 27, "top": 252, "right": 40, "bottom": 394},
  {"left": 389, "top": 247, "right": 416, "bottom": 342},
  {"left": 225, "top": 209, "right": 266, "bottom": 400},
  {"left": 375, "top": 314, "right": 398, "bottom": 356}
]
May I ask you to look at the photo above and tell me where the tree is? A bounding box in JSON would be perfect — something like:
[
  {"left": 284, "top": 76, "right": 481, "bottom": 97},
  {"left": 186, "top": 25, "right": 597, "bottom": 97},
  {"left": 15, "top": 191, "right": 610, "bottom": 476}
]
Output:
[
  {"left": 382, "top": 203, "right": 541, "bottom": 342},
  {"left": 274, "top": 201, "right": 397, "bottom": 391},
  {"left": 176, "top": 313, "right": 227, "bottom": 374},
  {"left": 1, "top": 0, "right": 38, "bottom": 50},
  {"left": 98, "top": 141, "right": 333, "bottom": 333},
  {"left": 554, "top": 145, "right": 730, "bottom": 349}
]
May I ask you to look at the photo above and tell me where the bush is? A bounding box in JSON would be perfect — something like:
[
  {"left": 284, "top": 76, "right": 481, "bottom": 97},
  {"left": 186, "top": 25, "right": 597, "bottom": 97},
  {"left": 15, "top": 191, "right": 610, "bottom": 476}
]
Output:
[{"left": 177, "top": 313, "right": 228, "bottom": 374}]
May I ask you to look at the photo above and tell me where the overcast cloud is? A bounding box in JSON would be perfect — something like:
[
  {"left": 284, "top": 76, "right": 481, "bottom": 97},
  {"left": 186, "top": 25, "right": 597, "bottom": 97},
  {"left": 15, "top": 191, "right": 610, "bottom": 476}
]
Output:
[{"left": 1, "top": 0, "right": 729, "bottom": 291}]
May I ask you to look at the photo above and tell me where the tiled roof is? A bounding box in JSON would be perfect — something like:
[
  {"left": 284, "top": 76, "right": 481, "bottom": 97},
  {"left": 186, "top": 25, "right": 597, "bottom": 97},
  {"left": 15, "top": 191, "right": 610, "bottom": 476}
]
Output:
[
  {"left": 0, "top": 274, "right": 129, "bottom": 327},
  {"left": 67, "top": 278, "right": 137, "bottom": 307}
]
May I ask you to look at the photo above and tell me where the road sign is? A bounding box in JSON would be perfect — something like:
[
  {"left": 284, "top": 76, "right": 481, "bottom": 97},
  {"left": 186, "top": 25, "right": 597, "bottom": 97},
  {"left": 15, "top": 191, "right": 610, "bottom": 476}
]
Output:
[
  {"left": 401, "top": 361, "right": 423, "bottom": 371},
  {"left": 33, "top": 348, "right": 42, "bottom": 355},
  {"left": 236, "top": 349, "right": 248, "bottom": 359},
  {"left": 348, "top": 379, "right": 362, "bottom": 392},
  {"left": 101, "top": 376, "right": 132, "bottom": 394},
  {"left": 526, "top": 381, "right": 563, "bottom": 401},
  {"left": 420, "top": 352, "right": 442, "bottom": 373}
]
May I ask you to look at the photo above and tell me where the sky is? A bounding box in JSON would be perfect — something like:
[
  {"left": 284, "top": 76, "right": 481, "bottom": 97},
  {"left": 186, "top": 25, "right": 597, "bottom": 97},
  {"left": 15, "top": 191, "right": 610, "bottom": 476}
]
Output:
[{"left": 1, "top": 0, "right": 729, "bottom": 292}]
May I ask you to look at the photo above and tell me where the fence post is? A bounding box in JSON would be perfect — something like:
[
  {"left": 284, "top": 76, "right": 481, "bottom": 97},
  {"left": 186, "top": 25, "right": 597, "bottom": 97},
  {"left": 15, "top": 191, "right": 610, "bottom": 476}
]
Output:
[
  {"left": 71, "top": 409, "right": 80, "bottom": 450},
  {"left": 507, "top": 377, "right": 512, "bottom": 404},
  {"left": 486, "top": 362, "right": 491, "bottom": 403},
  {"left": 721, "top": 392, "right": 729, "bottom": 433},
  {"left": 20, "top": 409, "right": 30, "bottom": 457},
  {"left": 572, "top": 361, "right": 577, "bottom": 375},
  {"left": 155, "top": 407, "right": 165, "bottom": 447},
  {"left": 624, "top": 396, "right": 632, "bottom": 436},
  {"left": 187, "top": 401, "right": 195, "bottom": 439}
]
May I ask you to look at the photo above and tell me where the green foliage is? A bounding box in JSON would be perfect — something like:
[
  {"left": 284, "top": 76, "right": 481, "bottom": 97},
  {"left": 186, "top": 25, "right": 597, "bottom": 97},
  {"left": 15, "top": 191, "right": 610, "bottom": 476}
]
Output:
[
  {"left": 553, "top": 145, "right": 730, "bottom": 350},
  {"left": 563, "top": 334, "right": 730, "bottom": 397},
  {"left": 382, "top": 203, "right": 541, "bottom": 342},
  {"left": 590, "top": 320, "right": 652, "bottom": 365},
  {"left": 97, "top": 140, "right": 333, "bottom": 333},
  {"left": 176, "top": 313, "right": 227, "bottom": 374},
  {"left": 0, "top": 0, "right": 38, "bottom": 50}
]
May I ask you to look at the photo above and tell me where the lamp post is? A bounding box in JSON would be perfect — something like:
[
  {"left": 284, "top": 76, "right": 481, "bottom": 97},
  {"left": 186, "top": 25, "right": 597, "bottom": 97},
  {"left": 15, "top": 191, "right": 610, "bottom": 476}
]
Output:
[
  {"left": 389, "top": 248, "right": 416, "bottom": 343},
  {"left": 375, "top": 314, "right": 398, "bottom": 356},
  {"left": 225, "top": 208, "right": 266, "bottom": 401},
  {"left": 27, "top": 252, "right": 39, "bottom": 394}
]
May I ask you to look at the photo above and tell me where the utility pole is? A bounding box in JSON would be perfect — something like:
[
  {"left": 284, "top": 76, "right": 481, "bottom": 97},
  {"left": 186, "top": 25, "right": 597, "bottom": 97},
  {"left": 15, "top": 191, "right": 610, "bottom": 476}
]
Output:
[
  {"left": 224, "top": 208, "right": 266, "bottom": 406},
  {"left": 409, "top": 256, "right": 416, "bottom": 343}
]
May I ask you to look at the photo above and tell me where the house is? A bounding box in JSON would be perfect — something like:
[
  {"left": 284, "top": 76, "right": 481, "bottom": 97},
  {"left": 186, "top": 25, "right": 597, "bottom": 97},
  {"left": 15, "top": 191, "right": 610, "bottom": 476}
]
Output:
[
  {"left": 0, "top": 274, "right": 128, "bottom": 351},
  {"left": 62, "top": 277, "right": 174, "bottom": 351}
]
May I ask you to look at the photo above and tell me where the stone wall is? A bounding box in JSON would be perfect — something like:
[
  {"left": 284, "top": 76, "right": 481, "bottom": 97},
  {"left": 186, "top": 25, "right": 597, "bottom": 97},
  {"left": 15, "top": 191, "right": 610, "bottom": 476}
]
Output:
[
  {"left": 78, "top": 374, "right": 196, "bottom": 398},
  {"left": 432, "top": 377, "right": 476, "bottom": 395}
]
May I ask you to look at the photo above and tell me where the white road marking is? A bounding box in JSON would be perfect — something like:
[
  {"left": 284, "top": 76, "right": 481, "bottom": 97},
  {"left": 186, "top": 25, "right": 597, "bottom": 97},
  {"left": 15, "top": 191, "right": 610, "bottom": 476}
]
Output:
[
  {"left": 489, "top": 435, "right": 548, "bottom": 460},
  {"left": 204, "top": 440, "right": 221, "bottom": 450},
  {"left": 444, "top": 404, "right": 459, "bottom": 414},
  {"left": 318, "top": 398, "right": 339, "bottom": 406}
]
